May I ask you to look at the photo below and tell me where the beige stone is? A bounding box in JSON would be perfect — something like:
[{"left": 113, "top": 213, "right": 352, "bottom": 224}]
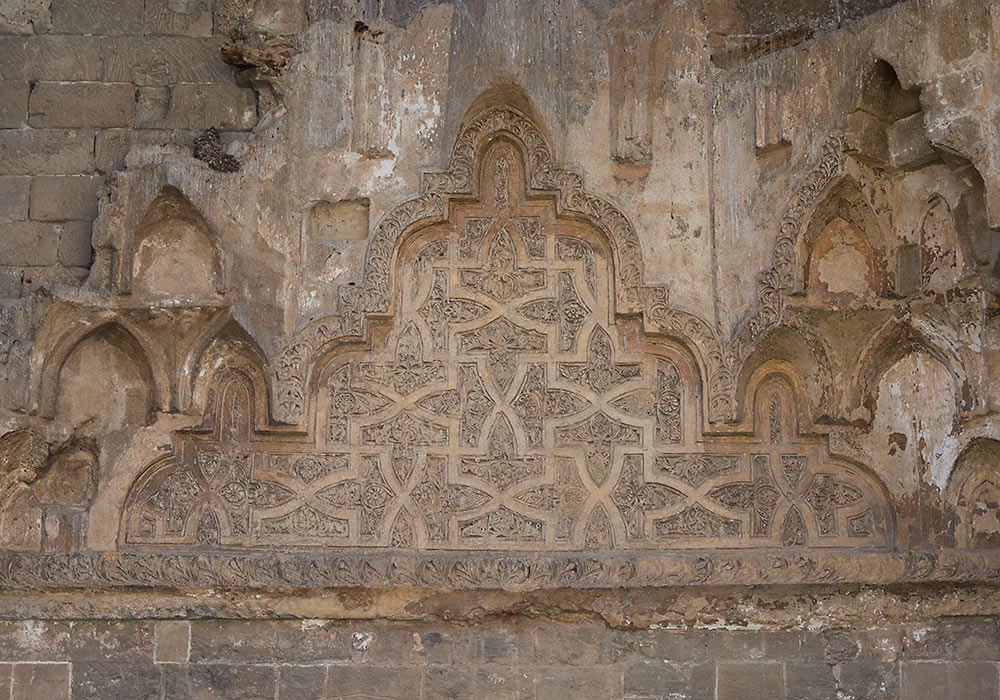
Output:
[{"left": 0, "top": 0, "right": 998, "bottom": 695}]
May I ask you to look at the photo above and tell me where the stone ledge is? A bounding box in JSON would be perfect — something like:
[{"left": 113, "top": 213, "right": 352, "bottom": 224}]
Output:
[{"left": 0, "top": 548, "right": 995, "bottom": 592}]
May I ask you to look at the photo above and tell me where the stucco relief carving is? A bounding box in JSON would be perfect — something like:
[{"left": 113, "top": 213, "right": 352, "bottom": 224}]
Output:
[{"left": 122, "top": 136, "right": 892, "bottom": 554}]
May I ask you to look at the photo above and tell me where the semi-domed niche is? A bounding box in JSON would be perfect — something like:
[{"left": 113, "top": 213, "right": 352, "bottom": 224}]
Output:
[
  {"left": 54, "top": 324, "right": 155, "bottom": 435},
  {"left": 801, "top": 180, "right": 886, "bottom": 305},
  {"left": 120, "top": 105, "right": 892, "bottom": 561},
  {"left": 128, "top": 187, "right": 222, "bottom": 301}
]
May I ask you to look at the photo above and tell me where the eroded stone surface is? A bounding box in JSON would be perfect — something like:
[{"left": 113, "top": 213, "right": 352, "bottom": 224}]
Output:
[{"left": 2, "top": 0, "right": 1000, "bottom": 695}]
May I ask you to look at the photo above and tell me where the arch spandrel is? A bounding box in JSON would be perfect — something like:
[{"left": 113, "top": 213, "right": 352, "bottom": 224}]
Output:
[{"left": 121, "top": 126, "right": 893, "bottom": 557}]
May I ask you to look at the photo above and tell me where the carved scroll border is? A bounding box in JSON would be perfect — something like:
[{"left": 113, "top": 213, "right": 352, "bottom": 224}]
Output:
[
  {"left": 728, "top": 136, "right": 850, "bottom": 376},
  {"left": 0, "top": 549, "right": 995, "bottom": 590},
  {"left": 274, "top": 106, "right": 647, "bottom": 424}
]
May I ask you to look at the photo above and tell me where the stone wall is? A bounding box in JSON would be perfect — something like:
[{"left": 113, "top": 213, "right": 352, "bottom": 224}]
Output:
[
  {"left": 0, "top": 616, "right": 997, "bottom": 700},
  {"left": 3, "top": 0, "right": 1000, "bottom": 697}
]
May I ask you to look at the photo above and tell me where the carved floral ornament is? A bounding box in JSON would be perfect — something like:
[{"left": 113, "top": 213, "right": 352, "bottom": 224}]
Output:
[{"left": 121, "top": 129, "right": 893, "bottom": 564}]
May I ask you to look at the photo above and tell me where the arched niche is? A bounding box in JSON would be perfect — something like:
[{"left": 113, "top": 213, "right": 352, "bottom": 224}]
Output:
[
  {"left": 853, "top": 319, "right": 969, "bottom": 419},
  {"left": 186, "top": 318, "right": 273, "bottom": 421},
  {"left": 798, "top": 179, "right": 888, "bottom": 302},
  {"left": 857, "top": 59, "right": 922, "bottom": 125},
  {"left": 736, "top": 326, "right": 834, "bottom": 423},
  {"left": 947, "top": 438, "right": 1000, "bottom": 548},
  {"left": 868, "top": 347, "right": 958, "bottom": 547},
  {"left": 920, "top": 194, "right": 965, "bottom": 290},
  {"left": 125, "top": 186, "right": 224, "bottom": 301},
  {"left": 54, "top": 324, "right": 155, "bottom": 434}
]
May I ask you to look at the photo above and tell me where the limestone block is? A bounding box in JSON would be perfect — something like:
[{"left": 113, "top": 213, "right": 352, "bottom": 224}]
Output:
[
  {"left": 154, "top": 82, "right": 258, "bottom": 130},
  {"left": 29, "top": 175, "right": 100, "bottom": 222},
  {"left": 134, "top": 86, "right": 171, "bottom": 127},
  {"left": 0, "top": 267, "right": 22, "bottom": 298},
  {"left": 70, "top": 662, "right": 160, "bottom": 700},
  {"left": 716, "top": 662, "right": 786, "bottom": 700},
  {"left": 0, "top": 129, "right": 94, "bottom": 175},
  {"left": 309, "top": 198, "right": 370, "bottom": 240},
  {"left": 101, "top": 37, "right": 234, "bottom": 86},
  {"left": 0, "top": 80, "right": 28, "bottom": 127},
  {"left": 55, "top": 221, "right": 92, "bottom": 266},
  {"left": 11, "top": 663, "right": 69, "bottom": 700},
  {"left": 144, "top": 0, "right": 213, "bottom": 36},
  {"left": 894, "top": 243, "right": 922, "bottom": 296},
  {"left": 0, "top": 0, "right": 50, "bottom": 35},
  {"left": 162, "top": 663, "right": 275, "bottom": 700},
  {"left": 0, "top": 221, "right": 59, "bottom": 265},
  {"left": 28, "top": 82, "right": 134, "bottom": 128},
  {"left": 49, "top": 0, "right": 143, "bottom": 35},
  {"left": 888, "top": 111, "right": 936, "bottom": 170},
  {"left": 154, "top": 621, "right": 190, "bottom": 663},
  {"left": 0, "top": 176, "right": 30, "bottom": 220},
  {"left": 0, "top": 36, "right": 102, "bottom": 80}
]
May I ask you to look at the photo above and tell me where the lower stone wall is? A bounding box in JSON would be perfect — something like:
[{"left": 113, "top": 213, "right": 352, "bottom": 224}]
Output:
[{"left": 0, "top": 617, "right": 996, "bottom": 699}]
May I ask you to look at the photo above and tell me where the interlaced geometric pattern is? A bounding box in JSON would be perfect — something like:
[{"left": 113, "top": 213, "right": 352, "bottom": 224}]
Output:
[{"left": 122, "top": 142, "right": 890, "bottom": 551}]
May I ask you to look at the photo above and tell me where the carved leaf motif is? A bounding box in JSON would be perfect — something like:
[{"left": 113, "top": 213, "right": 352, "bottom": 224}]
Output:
[
  {"left": 558, "top": 326, "right": 641, "bottom": 395},
  {"left": 328, "top": 366, "right": 392, "bottom": 416},
  {"left": 460, "top": 414, "right": 543, "bottom": 491},
  {"left": 148, "top": 470, "right": 202, "bottom": 536},
  {"left": 411, "top": 457, "right": 491, "bottom": 542},
  {"left": 416, "top": 390, "right": 461, "bottom": 417},
  {"left": 514, "top": 458, "right": 586, "bottom": 541},
  {"left": 769, "top": 394, "right": 782, "bottom": 444},
  {"left": 804, "top": 473, "right": 863, "bottom": 536},
  {"left": 316, "top": 455, "right": 395, "bottom": 540},
  {"left": 511, "top": 364, "right": 589, "bottom": 449},
  {"left": 655, "top": 360, "right": 683, "bottom": 444},
  {"left": 458, "top": 316, "right": 546, "bottom": 394},
  {"left": 197, "top": 452, "right": 224, "bottom": 483},
  {"left": 556, "top": 236, "right": 597, "bottom": 297},
  {"left": 459, "top": 364, "right": 494, "bottom": 448},
  {"left": 459, "top": 506, "right": 543, "bottom": 542},
  {"left": 360, "top": 323, "right": 446, "bottom": 395},
  {"left": 654, "top": 504, "right": 742, "bottom": 539},
  {"left": 517, "top": 271, "right": 590, "bottom": 352},
  {"left": 195, "top": 508, "right": 220, "bottom": 546},
  {"left": 555, "top": 411, "right": 641, "bottom": 486},
  {"left": 389, "top": 509, "right": 415, "bottom": 548},
  {"left": 459, "top": 228, "right": 545, "bottom": 303},
  {"left": 847, "top": 509, "right": 875, "bottom": 537},
  {"left": 412, "top": 238, "right": 449, "bottom": 298},
  {"left": 418, "top": 269, "right": 490, "bottom": 351},
  {"left": 495, "top": 156, "right": 509, "bottom": 211},
  {"left": 584, "top": 505, "right": 614, "bottom": 548},
  {"left": 709, "top": 455, "right": 781, "bottom": 537},
  {"left": 654, "top": 454, "right": 741, "bottom": 488},
  {"left": 782, "top": 505, "right": 807, "bottom": 547},
  {"left": 512, "top": 217, "right": 545, "bottom": 258},
  {"left": 459, "top": 218, "right": 491, "bottom": 259},
  {"left": 780, "top": 455, "right": 807, "bottom": 488},
  {"left": 611, "top": 455, "right": 684, "bottom": 540},
  {"left": 260, "top": 505, "right": 349, "bottom": 538},
  {"left": 362, "top": 412, "right": 448, "bottom": 449}
]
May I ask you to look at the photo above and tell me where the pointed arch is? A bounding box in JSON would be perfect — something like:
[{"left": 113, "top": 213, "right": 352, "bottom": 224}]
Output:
[
  {"left": 185, "top": 316, "right": 274, "bottom": 422},
  {"left": 946, "top": 438, "right": 1000, "bottom": 548},
  {"left": 34, "top": 316, "right": 168, "bottom": 419},
  {"left": 49, "top": 322, "right": 158, "bottom": 431},
  {"left": 851, "top": 317, "right": 970, "bottom": 418},
  {"left": 121, "top": 186, "right": 225, "bottom": 299},
  {"left": 736, "top": 324, "right": 835, "bottom": 423}
]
